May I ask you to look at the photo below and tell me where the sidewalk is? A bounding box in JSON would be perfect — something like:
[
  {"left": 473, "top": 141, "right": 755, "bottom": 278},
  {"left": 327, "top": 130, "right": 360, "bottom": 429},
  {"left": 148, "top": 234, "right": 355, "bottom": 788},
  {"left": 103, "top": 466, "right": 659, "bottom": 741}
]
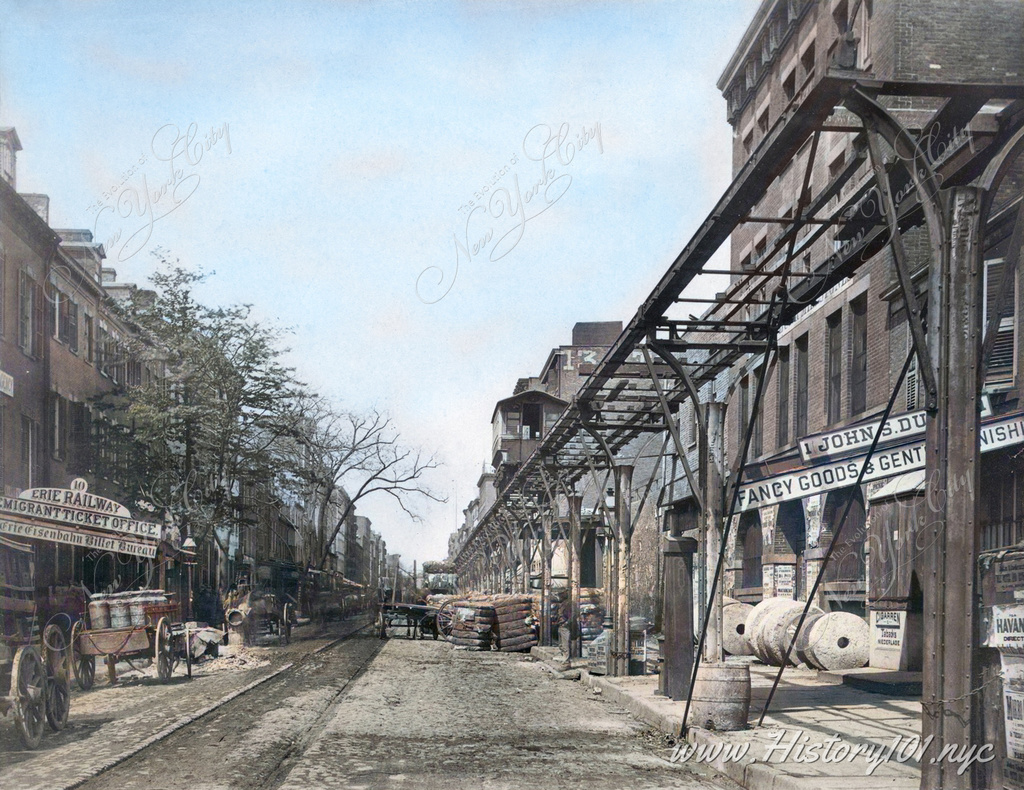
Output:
[
  {"left": 531, "top": 647, "right": 922, "bottom": 790},
  {"left": 0, "top": 616, "right": 371, "bottom": 790}
]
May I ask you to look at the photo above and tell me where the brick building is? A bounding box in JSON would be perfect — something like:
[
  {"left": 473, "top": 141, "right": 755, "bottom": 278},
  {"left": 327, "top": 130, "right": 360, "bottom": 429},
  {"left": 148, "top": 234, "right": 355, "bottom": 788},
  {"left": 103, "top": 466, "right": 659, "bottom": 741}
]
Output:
[{"left": 706, "top": 0, "right": 1024, "bottom": 674}]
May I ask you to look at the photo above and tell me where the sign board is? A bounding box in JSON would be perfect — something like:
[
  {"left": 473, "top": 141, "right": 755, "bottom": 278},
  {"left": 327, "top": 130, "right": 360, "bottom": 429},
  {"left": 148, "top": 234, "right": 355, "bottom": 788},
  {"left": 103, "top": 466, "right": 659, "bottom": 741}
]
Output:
[
  {"left": 0, "top": 369, "right": 12, "bottom": 398},
  {"left": 871, "top": 610, "right": 905, "bottom": 653},
  {"left": 0, "top": 479, "right": 160, "bottom": 556},
  {"left": 737, "top": 412, "right": 1024, "bottom": 512},
  {"left": 799, "top": 410, "right": 927, "bottom": 462},
  {"left": 1004, "top": 655, "right": 1024, "bottom": 782},
  {"left": 985, "top": 604, "right": 1024, "bottom": 652},
  {"left": 0, "top": 516, "right": 157, "bottom": 558}
]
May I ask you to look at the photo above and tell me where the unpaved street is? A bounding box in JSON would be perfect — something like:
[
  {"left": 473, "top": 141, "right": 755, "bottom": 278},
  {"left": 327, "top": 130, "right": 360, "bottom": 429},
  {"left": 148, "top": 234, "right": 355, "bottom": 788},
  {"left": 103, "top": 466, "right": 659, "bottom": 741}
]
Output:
[{"left": 67, "top": 634, "right": 735, "bottom": 790}]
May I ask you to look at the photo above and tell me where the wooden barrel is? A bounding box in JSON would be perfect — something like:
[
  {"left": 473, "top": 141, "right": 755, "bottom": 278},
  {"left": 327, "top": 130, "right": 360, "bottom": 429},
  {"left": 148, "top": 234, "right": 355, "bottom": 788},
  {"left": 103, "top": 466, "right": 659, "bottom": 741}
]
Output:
[{"left": 688, "top": 662, "right": 750, "bottom": 731}]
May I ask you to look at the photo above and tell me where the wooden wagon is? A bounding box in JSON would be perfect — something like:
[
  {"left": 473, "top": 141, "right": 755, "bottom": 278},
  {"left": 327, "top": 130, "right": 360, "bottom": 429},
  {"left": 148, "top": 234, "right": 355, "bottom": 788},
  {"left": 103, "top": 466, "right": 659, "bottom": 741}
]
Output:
[
  {"left": 70, "top": 592, "right": 191, "bottom": 690},
  {"left": 0, "top": 536, "right": 71, "bottom": 749}
]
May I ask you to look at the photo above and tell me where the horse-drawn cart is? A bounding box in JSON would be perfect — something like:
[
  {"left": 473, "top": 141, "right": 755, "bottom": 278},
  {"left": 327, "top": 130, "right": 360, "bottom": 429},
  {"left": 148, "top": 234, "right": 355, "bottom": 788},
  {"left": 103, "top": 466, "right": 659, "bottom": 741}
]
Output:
[
  {"left": 70, "top": 591, "right": 191, "bottom": 690},
  {"left": 0, "top": 536, "right": 71, "bottom": 748},
  {"left": 377, "top": 603, "right": 444, "bottom": 640}
]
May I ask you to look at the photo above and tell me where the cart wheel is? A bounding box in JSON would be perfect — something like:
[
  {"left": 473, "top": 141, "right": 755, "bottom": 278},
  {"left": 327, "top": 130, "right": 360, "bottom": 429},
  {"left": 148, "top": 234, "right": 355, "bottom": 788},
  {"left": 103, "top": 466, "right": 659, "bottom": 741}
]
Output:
[
  {"left": 43, "top": 624, "right": 70, "bottom": 731},
  {"left": 282, "top": 604, "right": 292, "bottom": 646},
  {"left": 155, "top": 617, "right": 173, "bottom": 683},
  {"left": 12, "top": 647, "right": 46, "bottom": 749},
  {"left": 435, "top": 603, "right": 455, "bottom": 639},
  {"left": 71, "top": 620, "right": 95, "bottom": 691}
]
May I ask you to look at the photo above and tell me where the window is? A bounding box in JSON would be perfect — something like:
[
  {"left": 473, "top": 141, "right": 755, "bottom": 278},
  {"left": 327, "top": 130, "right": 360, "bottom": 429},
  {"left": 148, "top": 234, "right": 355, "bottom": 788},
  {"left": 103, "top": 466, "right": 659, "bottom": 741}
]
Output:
[
  {"left": 18, "top": 271, "right": 34, "bottom": 354},
  {"left": 754, "top": 236, "right": 768, "bottom": 267},
  {"left": 68, "top": 301, "right": 78, "bottom": 352},
  {"left": 51, "top": 393, "right": 69, "bottom": 460},
  {"left": 795, "top": 333, "right": 809, "bottom": 435},
  {"left": 21, "top": 415, "right": 41, "bottom": 488},
  {"left": 743, "top": 129, "right": 754, "bottom": 157},
  {"left": 906, "top": 322, "right": 920, "bottom": 410},
  {"left": 83, "top": 315, "right": 94, "bottom": 363},
  {"left": 757, "top": 105, "right": 769, "bottom": 136},
  {"left": 850, "top": 295, "right": 867, "bottom": 415},
  {"left": 777, "top": 345, "right": 790, "bottom": 447},
  {"left": 521, "top": 403, "right": 542, "bottom": 439},
  {"left": 826, "top": 310, "right": 843, "bottom": 424},
  {"left": 740, "top": 252, "right": 752, "bottom": 271},
  {"left": 782, "top": 69, "right": 796, "bottom": 102},
  {"left": 800, "top": 41, "right": 816, "bottom": 79},
  {"left": 984, "top": 258, "right": 1016, "bottom": 386}
]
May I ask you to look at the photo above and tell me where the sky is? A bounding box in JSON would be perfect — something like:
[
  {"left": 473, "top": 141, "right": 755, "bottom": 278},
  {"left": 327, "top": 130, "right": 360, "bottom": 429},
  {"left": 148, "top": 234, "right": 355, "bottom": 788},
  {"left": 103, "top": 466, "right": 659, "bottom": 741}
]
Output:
[{"left": 0, "top": 0, "right": 759, "bottom": 569}]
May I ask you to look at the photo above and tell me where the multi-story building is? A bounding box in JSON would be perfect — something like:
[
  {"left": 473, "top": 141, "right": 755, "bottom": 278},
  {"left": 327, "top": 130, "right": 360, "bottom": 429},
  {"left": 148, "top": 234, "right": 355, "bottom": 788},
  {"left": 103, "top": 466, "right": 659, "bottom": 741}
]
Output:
[{"left": 708, "top": 0, "right": 1024, "bottom": 676}]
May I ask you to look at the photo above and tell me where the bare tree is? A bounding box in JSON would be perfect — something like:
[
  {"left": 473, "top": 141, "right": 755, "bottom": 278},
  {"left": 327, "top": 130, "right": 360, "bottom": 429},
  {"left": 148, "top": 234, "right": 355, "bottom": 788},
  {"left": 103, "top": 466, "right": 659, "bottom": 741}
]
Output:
[{"left": 283, "top": 395, "right": 443, "bottom": 582}]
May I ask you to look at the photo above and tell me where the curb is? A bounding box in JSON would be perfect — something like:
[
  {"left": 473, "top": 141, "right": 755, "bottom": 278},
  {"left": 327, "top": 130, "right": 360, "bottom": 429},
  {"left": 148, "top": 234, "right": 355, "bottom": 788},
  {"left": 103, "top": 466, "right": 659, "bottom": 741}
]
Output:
[
  {"left": 580, "top": 670, "right": 807, "bottom": 790},
  {"left": 58, "top": 619, "right": 371, "bottom": 790}
]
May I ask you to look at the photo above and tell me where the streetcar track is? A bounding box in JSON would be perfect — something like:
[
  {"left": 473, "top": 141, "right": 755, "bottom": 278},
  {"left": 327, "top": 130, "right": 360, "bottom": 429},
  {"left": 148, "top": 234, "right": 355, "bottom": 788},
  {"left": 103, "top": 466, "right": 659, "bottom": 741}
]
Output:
[
  {"left": 253, "top": 634, "right": 385, "bottom": 790},
  {"left": 66, "top": 621, "right": 373, "bottom": 790}
]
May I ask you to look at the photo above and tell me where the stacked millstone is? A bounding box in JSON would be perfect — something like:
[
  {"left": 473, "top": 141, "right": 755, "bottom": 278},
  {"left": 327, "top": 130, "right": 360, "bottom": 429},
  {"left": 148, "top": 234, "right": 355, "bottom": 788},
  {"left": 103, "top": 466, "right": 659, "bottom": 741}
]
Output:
[
  {"left": 449, "top": 601, "right": 495, "bottom": 649},
  {"left": 491, "top": 595, "right": 537, "bottom": 652}
]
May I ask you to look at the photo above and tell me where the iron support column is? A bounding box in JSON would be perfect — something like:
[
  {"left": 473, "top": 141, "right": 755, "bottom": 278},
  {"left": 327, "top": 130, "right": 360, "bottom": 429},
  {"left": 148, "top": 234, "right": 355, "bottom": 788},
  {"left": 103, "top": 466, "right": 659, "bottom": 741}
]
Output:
[
  {"left": 703, "top": 400, "right": 725, "bottom": 663},
  {"left": 923, "top": 187, "right": 984, "bottom": 790}
]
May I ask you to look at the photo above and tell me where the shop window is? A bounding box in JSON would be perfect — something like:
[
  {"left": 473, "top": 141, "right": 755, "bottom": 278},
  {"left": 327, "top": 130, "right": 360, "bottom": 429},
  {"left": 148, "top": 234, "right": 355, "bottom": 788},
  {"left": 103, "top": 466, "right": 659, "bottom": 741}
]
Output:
[
  {"left": 849, "top": 295, "right": 867, "bottom": 415},
  {"left": 826, "top": 309, "right": 843, "bottom": 424}
]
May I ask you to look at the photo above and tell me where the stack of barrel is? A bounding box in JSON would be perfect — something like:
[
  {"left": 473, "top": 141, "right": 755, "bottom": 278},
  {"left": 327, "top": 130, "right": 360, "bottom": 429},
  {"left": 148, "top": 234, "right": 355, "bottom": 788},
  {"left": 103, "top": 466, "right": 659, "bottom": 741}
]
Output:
[
  {"left": 449, "top": 602, "right": 495, "bottom": 650},
  {"left": 491, "top": 595, "right": 537, "bottom": 652}
]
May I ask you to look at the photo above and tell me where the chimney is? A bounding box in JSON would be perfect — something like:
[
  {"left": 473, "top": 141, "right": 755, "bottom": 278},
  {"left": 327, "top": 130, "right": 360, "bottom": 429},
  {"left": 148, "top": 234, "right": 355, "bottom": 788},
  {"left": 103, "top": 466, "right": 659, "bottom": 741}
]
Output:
[
  {"left": 20, "top": 194, "right": 49, "bottom": 224},
  {"left": 0, "top": 128, "right": 22, "bottom": 189}
]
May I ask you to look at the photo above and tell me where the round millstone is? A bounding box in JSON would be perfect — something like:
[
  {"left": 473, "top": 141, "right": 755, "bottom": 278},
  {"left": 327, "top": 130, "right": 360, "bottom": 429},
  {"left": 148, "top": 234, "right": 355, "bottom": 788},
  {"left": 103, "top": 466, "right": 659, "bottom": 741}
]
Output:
[{"left": 803, "top": 612, "right": 870, "bottom": 670}]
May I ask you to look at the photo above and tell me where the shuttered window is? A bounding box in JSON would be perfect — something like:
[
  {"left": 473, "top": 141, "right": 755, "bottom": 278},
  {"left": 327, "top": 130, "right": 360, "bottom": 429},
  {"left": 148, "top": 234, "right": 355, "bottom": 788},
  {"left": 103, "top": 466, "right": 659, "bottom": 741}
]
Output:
[{"left": 984, "top": 258, "right": 1016, "bottom": 386}]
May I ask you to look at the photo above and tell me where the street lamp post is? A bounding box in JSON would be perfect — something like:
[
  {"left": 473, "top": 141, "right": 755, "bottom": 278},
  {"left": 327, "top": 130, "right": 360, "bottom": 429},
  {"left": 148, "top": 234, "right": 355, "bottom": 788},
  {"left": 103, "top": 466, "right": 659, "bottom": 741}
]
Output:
[{"left": 182, "top": 537, "right": 197, "bottom": 621}]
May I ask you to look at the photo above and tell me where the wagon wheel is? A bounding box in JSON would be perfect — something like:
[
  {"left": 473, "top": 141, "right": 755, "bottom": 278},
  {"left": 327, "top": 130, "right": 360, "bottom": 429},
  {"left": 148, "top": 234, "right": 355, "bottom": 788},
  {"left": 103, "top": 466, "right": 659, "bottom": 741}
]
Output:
[
  {"left": 71, "top": 620, "right": 95, "bottom": 691},
  {"left": 155, "top": 617, "right": 174, "bottom": 683},
  {"left": 43, "top": 624, "right": 70, "bottom": 731},
  {"left": 282, "top": 604, "right": 292, "bottom": 645},
  {"left": 435, "top": 603, "right": 455, "bottom": 639},
  {"left": 12, "top": 646, "right": 46, "bottom": 749}
]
